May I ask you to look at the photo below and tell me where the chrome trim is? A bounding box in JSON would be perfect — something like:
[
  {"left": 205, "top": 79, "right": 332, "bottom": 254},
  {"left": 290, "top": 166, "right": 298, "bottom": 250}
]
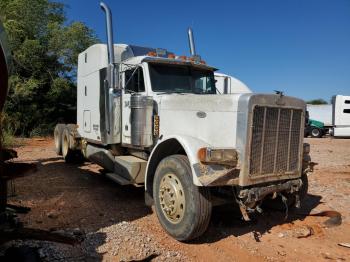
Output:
[
  {"left": 237, "top": 94, "right": 306, "bottom": 186},
  {"left": 100, "top": 2, "right": 115, "bottom": 65}
]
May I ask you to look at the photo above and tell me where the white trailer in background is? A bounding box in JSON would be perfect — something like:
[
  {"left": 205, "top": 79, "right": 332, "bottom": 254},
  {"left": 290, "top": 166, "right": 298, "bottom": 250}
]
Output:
[
  {"left": 306, "top": 95, "right": 350, "bottom": 138},
  {"left": 332, "top": 95, "right": 350, "bottom": 137},
  {"left": 214, "top": 73, "right": 252, "bottom": 94},
  {"left": 306, "top": 104, "right": 333, "bottom": 127}
]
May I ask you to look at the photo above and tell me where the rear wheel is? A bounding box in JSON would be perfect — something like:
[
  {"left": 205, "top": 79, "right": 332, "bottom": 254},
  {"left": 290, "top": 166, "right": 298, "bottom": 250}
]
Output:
[
  {"left": 153, "top": 155, "right": 212, "bottom": 241},
  {"left": 61, "top": 127, "right": 82, "bottom": 163},
  {"left": 54, "top": 124, "right": 65, "bottom": 155},
  {"left": 311, "top": 128, "right": 322, "bottom": 138}
]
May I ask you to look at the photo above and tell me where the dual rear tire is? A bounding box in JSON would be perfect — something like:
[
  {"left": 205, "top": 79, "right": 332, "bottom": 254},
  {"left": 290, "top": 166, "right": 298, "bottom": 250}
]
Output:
[{"left": 54, "top": 124, "right": 82, "bottom": 163}]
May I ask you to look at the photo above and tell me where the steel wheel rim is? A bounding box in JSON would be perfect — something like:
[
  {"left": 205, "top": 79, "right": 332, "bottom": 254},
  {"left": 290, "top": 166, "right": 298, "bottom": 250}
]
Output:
[
  {"left": 159, "top": 172, "right": 185, "bottom": 224},
  {"left": 312, "top": 129, "right": 319, "bottom": 136}
]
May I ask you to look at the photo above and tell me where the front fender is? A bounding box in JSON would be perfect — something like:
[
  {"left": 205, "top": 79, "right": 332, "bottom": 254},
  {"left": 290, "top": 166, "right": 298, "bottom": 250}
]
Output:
[{"left": 145, "top": 135, "right": 210, "bottom": 191}]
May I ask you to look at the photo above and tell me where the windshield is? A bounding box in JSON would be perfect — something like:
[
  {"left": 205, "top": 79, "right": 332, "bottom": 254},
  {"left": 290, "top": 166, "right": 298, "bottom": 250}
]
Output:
[{"left": 149, "top": 63, "right": 216, "bottom": 94}]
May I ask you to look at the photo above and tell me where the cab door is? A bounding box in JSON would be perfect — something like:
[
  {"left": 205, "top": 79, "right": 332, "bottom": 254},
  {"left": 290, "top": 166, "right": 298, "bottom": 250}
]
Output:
[{"left": 121, "top": 66, "right": 147, "bottom": 145}]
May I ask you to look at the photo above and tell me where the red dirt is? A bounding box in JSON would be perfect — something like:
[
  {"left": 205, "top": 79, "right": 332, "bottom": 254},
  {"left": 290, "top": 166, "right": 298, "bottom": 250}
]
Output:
[{"left": 6, "top": 137, "right": 350, "bottom": 261}]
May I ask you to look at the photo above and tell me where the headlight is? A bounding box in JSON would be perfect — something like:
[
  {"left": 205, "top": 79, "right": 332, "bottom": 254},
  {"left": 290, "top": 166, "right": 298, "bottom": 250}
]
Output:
[{"left": 198, "top": 147, "right": 238, "bottom": 166}]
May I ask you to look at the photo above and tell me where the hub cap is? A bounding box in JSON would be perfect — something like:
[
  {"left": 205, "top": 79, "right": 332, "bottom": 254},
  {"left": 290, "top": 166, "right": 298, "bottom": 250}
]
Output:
[{"left": 159, "top": 173, "right": 185, "bottom": 224}]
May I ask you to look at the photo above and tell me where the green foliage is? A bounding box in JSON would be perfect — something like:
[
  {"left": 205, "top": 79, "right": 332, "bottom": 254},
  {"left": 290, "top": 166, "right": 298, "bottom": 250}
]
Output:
[
  {"left": 306, "top": 99, "right": 328, "bottom": 105},
  {"left": 2, "top": 129, "right": 15, "bottom": 147},
  {"left": 0, "top": 0, "right": 98, "bottom": 136}
]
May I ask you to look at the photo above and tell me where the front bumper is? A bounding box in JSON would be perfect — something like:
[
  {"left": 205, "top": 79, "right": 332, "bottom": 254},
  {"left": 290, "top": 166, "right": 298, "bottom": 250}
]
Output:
[{"left": 237, "top": 178, "right": 303, "bottom": 205}]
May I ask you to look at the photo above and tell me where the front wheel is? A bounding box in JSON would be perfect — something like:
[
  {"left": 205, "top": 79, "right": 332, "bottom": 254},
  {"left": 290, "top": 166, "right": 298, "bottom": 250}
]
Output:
[{"left": 153, "top": 155, "right": 212, "bottom": 241}]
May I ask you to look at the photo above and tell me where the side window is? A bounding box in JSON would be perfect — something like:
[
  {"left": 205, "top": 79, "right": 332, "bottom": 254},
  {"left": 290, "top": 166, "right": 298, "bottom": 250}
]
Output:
[
  {"left": 125, "top": 67, "right": 145, "bottom": 93},
  {"left": 344, "top": 109, "right": 350, "bottom": 114}
]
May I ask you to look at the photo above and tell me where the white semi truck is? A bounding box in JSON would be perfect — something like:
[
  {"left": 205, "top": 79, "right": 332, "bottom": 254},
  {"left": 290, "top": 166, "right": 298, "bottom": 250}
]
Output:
[
  {"left": 306, "top": 95, "right": 350, "bottom": 138},
  {"left": 54, "top": 2, "right": 312, "bottom": 241}
]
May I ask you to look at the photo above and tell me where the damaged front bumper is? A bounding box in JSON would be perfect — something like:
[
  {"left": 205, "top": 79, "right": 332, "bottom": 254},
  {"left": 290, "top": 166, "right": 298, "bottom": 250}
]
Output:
[
  {"left": 237, "top": 178, "right": 302, "bottom": 204},
  {"left": 235, "top": 178, "right": 303, "bottom": 221}
]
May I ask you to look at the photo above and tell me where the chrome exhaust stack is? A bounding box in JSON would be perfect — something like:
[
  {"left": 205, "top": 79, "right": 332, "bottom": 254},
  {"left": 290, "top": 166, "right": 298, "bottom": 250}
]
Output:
[
  {"left": 100, "top": 2, "right": 117, "bottom": 90},
  {"left": 187, "top": 27, "right": 201, "bottom": 62},
  {"left": 187, "top": 27, "right": 196, "bottom": 56},
  {"left": 100, "top": 2, "right": 120, "bottom": 142}
]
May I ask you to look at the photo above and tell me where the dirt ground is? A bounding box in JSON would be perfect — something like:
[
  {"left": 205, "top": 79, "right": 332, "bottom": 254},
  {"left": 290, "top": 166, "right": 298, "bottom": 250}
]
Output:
[{"left": 2, "top": 137, "right": 350, "bottom": 261}]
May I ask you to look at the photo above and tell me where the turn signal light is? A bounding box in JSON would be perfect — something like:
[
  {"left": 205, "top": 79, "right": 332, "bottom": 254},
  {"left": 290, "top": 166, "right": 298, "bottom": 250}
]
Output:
[{"left": 198, "top": 147, "right": 238, "bottom": 166}]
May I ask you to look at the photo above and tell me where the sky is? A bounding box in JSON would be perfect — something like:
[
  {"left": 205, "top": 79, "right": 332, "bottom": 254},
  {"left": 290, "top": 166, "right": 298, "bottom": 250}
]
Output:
[{"left": 60, "top": 0, "right": 350, "bottom": 101}]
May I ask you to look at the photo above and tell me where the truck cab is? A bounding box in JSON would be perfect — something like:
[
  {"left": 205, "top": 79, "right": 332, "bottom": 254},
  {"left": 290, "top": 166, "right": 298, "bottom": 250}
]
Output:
[{"left": 54, "top": 2, "right": 312, "bottom": 241}]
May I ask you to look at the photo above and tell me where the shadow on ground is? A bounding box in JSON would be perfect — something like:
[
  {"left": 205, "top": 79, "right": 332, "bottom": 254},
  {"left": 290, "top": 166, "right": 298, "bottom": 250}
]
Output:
[
  {"left": 194, "top": 193, "right": 322, "bottom": 244},
  {"left": 1, "top": 157, "right": 152, "bottom": 261},
  {"left": 3, "top": 155, "right": 324, "bottom": 258}
]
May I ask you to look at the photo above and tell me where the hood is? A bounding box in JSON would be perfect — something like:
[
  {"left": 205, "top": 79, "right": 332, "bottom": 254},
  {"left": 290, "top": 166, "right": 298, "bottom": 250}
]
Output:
[
  {"left": 159, "top": 93, "right": 243, "bottom": 113},
  {"left": 157, "top": 94, "right": 246, "bottom": 148}
]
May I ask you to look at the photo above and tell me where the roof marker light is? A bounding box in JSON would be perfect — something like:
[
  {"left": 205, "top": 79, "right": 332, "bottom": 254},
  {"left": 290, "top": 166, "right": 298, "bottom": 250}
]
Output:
[{"left": 147, "top": 51, "right": 157, "bottom": 57}]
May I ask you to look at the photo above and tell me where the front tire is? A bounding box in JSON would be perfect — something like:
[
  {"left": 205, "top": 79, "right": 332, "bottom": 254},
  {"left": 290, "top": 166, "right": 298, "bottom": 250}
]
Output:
[{"left": 153, "top": 155, "right": 212, "bottom": 241}]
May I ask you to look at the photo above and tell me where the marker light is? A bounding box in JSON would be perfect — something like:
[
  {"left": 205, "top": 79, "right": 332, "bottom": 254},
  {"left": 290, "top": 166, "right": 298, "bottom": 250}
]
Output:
[
  {"left": 179, "top": 55, "right": 187, "bottom": 61},
  {"left": 147, "top": 51, "right": 157, "bottom": 57},
  {"left": 168, "top": 54, "right": 175, "bottom": 59},
  {"left": 153, "top": 115, "right": 160, "bottom": 137},
  {"left": 198, "top": 147, "right": 238, "bottom": 166}
]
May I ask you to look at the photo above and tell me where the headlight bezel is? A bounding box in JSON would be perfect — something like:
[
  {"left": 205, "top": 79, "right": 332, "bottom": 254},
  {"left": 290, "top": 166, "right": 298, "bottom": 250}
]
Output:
[{"left": 198, "top": 147, "right": 238, "bottom": 167}]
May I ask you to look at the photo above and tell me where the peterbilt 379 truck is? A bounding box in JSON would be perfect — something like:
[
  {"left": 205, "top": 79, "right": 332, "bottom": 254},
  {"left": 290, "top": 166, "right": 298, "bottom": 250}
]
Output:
[{"left": 54, "top": 2, "right": 312, "bottom": 241}]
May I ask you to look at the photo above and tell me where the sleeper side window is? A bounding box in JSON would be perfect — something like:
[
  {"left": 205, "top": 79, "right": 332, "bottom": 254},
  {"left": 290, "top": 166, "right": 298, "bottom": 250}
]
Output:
[{"left": 125, "top": 67, "right": 145, "bottom": 93}]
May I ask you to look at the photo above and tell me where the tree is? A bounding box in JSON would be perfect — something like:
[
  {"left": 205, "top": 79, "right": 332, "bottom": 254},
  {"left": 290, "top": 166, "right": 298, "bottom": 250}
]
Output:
[
  {"left": 306, "top": 99, "right": 328, "bottom": 105},
  {"left": 0, "top": 0, "right": 98, "bottom": 136}
]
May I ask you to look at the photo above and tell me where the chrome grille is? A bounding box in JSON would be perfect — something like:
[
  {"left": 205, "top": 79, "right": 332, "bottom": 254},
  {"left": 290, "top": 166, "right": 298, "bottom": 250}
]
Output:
[{"left": 249, "top": 106, "right": 303, "bottom": 176}]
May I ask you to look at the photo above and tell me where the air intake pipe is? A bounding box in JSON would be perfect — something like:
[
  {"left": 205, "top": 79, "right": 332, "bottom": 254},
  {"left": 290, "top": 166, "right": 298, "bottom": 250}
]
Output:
[{"left": 187, "top": 27, "right": 196, "bottom": 56}]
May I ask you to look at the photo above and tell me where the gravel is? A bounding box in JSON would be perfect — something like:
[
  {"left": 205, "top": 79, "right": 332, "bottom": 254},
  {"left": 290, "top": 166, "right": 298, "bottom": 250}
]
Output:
[{"left": 0, "top": 221, "right": 187, "bottom": 261}]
